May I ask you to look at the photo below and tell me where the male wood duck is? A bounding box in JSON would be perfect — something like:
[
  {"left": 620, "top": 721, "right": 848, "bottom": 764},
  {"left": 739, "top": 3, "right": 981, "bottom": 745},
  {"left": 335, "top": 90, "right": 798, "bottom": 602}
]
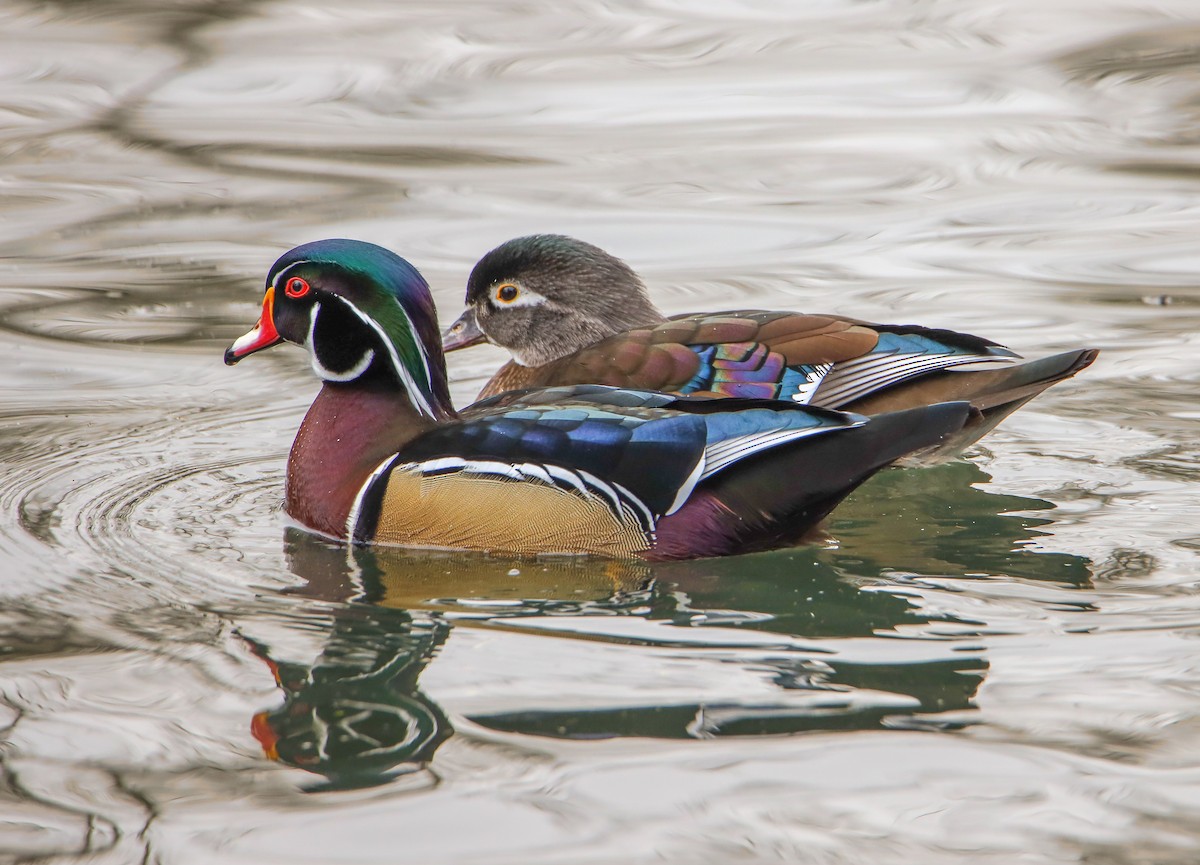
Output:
[
  {"left": 441, "top": 235, "right": 1098, "bottom": 456},
  {"left": 224, "top": 239, "right": 973, "bottom": 561}
]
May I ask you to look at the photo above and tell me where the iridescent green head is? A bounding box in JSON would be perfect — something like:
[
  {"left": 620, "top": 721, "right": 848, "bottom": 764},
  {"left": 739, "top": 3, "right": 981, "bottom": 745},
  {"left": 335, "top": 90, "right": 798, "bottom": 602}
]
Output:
[{"left": 225, "top": 239, "right": 453, "bottom": 419}]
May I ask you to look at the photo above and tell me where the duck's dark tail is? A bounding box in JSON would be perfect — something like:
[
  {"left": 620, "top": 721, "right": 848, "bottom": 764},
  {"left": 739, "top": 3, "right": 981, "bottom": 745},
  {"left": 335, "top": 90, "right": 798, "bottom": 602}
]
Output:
[{"left": 650, "top": 400, "right": 975, "bottom": 560}]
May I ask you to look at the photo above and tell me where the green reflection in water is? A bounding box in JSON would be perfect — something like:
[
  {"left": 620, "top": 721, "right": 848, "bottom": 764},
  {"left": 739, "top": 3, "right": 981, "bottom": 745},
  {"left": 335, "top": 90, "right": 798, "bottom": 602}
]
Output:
[
  {"left": 246, "top": 531, "right": 653, "bottom": 789},
  {"left": 253, "top": 465, "right": 1090, "bottom": 786},
  {"left": 475, "top": 655, "right": 985, "bottom": 741},
  {"left": 243, "top": 605, "right": 450, "bottom": 792},
  {"left": 829, "top": 461, "right": 1093, "bottom": 585}
]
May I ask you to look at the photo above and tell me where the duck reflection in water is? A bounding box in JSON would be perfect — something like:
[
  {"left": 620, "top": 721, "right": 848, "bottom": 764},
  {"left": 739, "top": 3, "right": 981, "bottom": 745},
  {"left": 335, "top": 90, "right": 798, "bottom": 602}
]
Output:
[
  {"left": 244, "top": 529, "right": 652, "bottom": 790},
  {"left": 243, "top": 606, "right": 449, "bottom": 791},
  {"left": 826, "top": 460, "right": 1094, "bottom": 585},
  {"left": 249, "top": 464, "right": 1090, "bottom": 786}
]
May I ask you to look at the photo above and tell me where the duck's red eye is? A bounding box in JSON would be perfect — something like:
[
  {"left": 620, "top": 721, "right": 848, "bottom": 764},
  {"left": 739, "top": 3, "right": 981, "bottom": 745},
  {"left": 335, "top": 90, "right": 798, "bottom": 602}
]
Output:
[{"left": 284, "top": 277, "right": 310, "bottom": 299}]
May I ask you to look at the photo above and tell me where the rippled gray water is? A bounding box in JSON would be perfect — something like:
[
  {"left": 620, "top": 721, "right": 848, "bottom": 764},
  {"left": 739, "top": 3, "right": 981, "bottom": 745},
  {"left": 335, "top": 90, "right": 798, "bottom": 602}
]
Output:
[{"left": 2, "top": 1, "right": 1199, "bottom": 862}]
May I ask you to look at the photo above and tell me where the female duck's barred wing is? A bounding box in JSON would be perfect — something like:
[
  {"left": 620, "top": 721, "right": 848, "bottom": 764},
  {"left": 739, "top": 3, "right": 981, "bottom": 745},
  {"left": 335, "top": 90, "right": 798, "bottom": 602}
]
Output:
[
  {"left": 808, "top": 328, "right": 1019, "bottom": 408},
  {"left": 347, "top": 386, "right": 867, "bottom": 548},
  {"left": 548, "top": 312, "right": 875, "bottom": 399},
  {"left": 522, "top": 312, "right": 1008, "bottom": 406},
  {"left": 646, "top": 313, "right": 1020, "bottom": 408},
  {"left": 622, "top": 311, "right": 874, "bottom": 401}
]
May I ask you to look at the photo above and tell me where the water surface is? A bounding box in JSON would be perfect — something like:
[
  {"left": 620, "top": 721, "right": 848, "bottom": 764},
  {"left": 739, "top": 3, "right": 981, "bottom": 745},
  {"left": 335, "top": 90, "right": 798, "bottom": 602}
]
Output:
[{"left": 2, "top": 1, "right": 1199, "bottom": 862}]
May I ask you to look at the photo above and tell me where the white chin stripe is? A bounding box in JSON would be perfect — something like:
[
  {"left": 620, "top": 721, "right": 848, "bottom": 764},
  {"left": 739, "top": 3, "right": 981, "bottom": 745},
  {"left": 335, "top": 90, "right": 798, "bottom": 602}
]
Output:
[
  {"left": 305, "top": 301, "right": 377, "bottom": 382},
  {"left": 304, "top": 297, "right": 438, "bottom": 417},
  {"left": 332, "top": 295, "right": 437, "bottom": 419},
  {"left": 313, "top": 346, "right": 376, "bottom": 382}
]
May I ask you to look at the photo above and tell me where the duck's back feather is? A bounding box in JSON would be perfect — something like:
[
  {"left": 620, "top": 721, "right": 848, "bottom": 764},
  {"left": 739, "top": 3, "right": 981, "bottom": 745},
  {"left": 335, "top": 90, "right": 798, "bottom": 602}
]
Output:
[
  {"left": 477, "top": 310, "right": 1020, "bottom": 408},
  {"left": 470, "top": 312, "right": 1092, "bottom": 462},
  {"left": 348, "top": 385, "right": 964, "bottom": 558}
]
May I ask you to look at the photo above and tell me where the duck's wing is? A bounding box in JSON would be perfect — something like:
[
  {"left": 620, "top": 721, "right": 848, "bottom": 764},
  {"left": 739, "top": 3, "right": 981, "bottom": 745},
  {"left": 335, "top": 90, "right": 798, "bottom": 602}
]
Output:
[
  {"left": 721, "top": 319, "right": 1093, "bottom": 463},
  {"left": 539, "top": 311, "right": 872, "bottom": 399},
  {"left": 519, "top": 311, "right": 1017, "bottom": 407},
  {"left": 347, "top": 385, "right": 872, "bottom": 558},
  {"left": 658, "top": 312, "right": 1022, "bottom": 406},
  {"left": 653, "top": 399, "right": 975, "bottom": 560},
  {"left": 657, "top": 314, "right": 1096, "bottom": 463},
  {"left": 805, "top": 323, "right": 1021, "bottom": 408}
]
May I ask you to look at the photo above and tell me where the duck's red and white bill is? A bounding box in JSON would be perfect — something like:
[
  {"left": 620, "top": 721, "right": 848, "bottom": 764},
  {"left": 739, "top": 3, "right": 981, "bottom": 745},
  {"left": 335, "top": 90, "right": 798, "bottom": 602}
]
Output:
[{"left": 225, "top": 287, "right": 282, "bottom": 364}]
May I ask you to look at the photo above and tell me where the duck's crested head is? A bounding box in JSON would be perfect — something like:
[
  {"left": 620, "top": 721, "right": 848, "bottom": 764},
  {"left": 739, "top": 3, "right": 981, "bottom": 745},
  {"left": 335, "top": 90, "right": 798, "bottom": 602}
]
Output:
[
  {"left": 226, "top": 239, "right": 452, "bottom": 419},
  {"left": 267, "top": 238, "right": 438, "bottom": 332},
  {"left": 454, "top": 234, "right": 666, "bottom": 367}
]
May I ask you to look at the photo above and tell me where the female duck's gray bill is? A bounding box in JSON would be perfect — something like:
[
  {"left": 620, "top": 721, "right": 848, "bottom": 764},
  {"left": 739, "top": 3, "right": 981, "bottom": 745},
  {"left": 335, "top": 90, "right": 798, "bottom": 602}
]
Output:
[{"left": 441, "top": 308, "right": 487, "bottom": 352}]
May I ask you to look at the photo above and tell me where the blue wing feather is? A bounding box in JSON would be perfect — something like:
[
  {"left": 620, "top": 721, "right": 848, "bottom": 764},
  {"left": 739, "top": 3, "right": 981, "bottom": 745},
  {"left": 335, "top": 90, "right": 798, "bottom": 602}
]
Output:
[
  {"left": 701, "top": 406, "right": 831, "bottom": 445},
  {"left": 675, "top": 324, "right": 1018, "bottom": 406},
  {"left": 399, "top": 393, "right": 708, "bottom": 518},
  {"left": 390, "top": 386, "right": 865, "bottom": 520},
  {"left": 349, "top": 384, "right": 890, "bottom": 548}
]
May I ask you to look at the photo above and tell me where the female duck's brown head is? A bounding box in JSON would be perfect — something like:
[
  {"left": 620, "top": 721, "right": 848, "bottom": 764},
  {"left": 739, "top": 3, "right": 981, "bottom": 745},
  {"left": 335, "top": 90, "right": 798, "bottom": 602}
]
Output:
[{"left": 442, "top": 234, "right": 666, "bottom": 367}]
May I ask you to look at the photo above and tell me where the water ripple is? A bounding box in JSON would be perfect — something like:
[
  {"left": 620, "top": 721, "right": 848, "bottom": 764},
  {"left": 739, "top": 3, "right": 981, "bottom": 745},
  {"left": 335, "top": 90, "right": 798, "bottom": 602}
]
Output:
[{"left": 1, "top": 0, "right": 1198, "bottom": 862}]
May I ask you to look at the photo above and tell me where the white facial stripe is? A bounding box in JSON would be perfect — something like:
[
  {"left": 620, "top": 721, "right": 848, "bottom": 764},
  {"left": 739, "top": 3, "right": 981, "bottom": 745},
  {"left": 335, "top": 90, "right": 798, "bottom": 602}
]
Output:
[
  {"left": 347, "top": 454, "right": 401, "bottom": 541},
  {"left": 341, "top": 292, "right": 435, "bottom": 406},
  {"left": 275, "top": 261, "right": 438, "bottom": 418},
  {"left": 304, "top": 301, "right": 319, "bottom": 353},
  {"left": 271, "top": 260, "right": 308, "bottom": 291},
  {"left": 394, "top": 301, "right": 434, "bottom": 401},
  {"left": 306, "top": 302, "right": 378, "bottom": 381},
  {"left": 315, "top": 347, "right": 376, "bottom": 382},
  {"left": 304, "top": 301, "right": 318, "bottom": 346},
  {"left": 329, "top": 294, "right": 437, "bottom": 419},
  {"left": 490, "top": 283, "right": 547, "bottom": 309}
]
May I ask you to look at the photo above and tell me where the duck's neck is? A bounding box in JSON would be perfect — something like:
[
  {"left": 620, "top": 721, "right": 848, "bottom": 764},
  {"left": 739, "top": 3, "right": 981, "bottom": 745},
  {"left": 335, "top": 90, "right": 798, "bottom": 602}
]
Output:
[
  {"left": 515, "top": 305, "right": 669, "bottom": 368},
  {"left": 285, "top": 377, "right": 446, "bottom": 539}
]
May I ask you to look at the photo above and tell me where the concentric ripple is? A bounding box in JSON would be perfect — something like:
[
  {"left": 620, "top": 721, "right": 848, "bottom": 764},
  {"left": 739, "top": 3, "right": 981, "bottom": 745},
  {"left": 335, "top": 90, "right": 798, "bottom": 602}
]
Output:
[
  {"left": 1, "top": 0, "right": 1199, "bottom": 863},
  {"left": 0, "top": 346, "right": 308, "bottom": 608}
]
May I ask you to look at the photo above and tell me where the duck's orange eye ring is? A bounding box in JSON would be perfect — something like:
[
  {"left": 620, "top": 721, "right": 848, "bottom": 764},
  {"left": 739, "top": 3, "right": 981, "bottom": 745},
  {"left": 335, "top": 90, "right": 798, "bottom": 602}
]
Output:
[
  {"left": 495, "top": 283, "right": 519, "bottom": 304},
  {"left": 284, "top": 277, "right": 311, "bottom": 299}
]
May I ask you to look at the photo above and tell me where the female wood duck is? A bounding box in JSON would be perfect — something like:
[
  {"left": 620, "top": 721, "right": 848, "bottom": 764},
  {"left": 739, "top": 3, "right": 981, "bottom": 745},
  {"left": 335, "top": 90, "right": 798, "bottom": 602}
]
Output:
[
  {"left": 224, "top": 239, "right": 973, "bottom": 561},
  {"left": 441, "top": 235, "right": 1098, "bottom": 455}
]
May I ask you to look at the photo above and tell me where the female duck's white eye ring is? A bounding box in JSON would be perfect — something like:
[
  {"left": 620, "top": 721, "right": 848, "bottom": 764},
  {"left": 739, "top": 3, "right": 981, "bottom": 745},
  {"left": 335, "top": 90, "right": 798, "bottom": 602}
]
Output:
[{"left": 495, "top": 283, "right": 519, "bottom": 304}]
